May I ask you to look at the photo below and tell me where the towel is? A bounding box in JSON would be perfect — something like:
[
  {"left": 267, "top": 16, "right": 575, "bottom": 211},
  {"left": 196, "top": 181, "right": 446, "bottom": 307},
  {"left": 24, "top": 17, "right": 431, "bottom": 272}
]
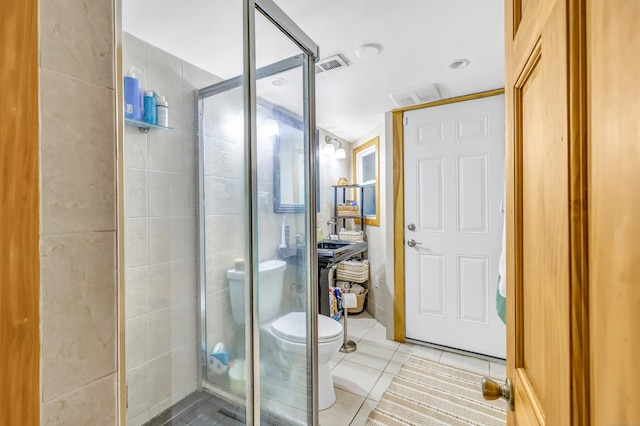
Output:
[
  {"left": 498, "top": 216, "right": 507, "bottom": 298},
  {"left": 350, "top": 283, "right": 365, "bottom": 295},
  {"left": 496, "top": 181, "right": 507, "bottom": 325}
]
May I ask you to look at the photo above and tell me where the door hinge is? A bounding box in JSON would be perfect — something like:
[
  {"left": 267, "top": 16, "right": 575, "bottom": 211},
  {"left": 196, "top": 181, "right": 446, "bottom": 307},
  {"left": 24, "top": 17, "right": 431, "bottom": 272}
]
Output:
[{"left": 404, "top": 116, "right": 409, "bottom": 126}]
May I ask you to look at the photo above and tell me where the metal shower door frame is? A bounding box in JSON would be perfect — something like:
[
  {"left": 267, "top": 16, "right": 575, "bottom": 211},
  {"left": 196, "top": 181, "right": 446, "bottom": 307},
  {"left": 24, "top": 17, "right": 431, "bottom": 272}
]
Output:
[{"left": 196, "top": 1, "right": 320, "bottom": 424}]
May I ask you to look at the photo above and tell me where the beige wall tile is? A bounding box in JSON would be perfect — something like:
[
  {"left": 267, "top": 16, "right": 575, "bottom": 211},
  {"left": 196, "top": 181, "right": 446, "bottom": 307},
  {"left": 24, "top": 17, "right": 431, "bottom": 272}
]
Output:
[
  {"left": 126, "top": 362, "right": 150, "bottom": 419},
  {"left": 40, "top": 69, "right": 116, "bottom": 235},
  {"left": 124, "top": 167, "right": 148, "bottom": 218},
  {"left": 145, "top": 42, "right": 182, "bottom": 86},
  {"left": 205, "top": 251, "right": 236, "bottom": 294},
  {"left": 41, "top": 373, "right": 117, "bottom": 426},
  {"left": 147, "top": 130, "right": 186, "bottom": 174},
  {"left": 182, "top": 60, "right": 222, "bottom": 91},
  {"left": 40, "top": 0, "right": 114, "bottom": 88},
  {"left": 148, "top": 171, "right": 183, "bottom": 217},
  {"left": 124, "top": 126, "right": 148, "bottom": 169},
  {"left": 126, "top": 315, "right": 149, "bottom": 368},
  {"left": 148, "top": 217, "right": 186, "bottom": 263},
  {"left": 148, "top": 353, "right": 172, "bottom": 406},
  {"left": 41, "top": 232, "right": 116, "bottom": 401},
  {"left": 151, "top": 258, "right": 196, "bottom": 306},
  {"left": 173, "top": 301, "right": 197, "bottom": 347},
  {"left": 148, "top": 262, "right": 173, "bottom": 310},
  {"left": 205, "top": 137, "right": 244, "bottom": 180},
  {"left": 149, "top": 307, "right": 172, "bottom": 358},
  {"left": 125, "top": 266, "right": 149, "bottom": 319},
  {"left": 125, "top": 218, "right": 148, "bottom": 268},
  {"left": 205, "top": 216, "right": 245, "bottom": 255},
  {"left": 170, "top": 344, "right": 197, "bottom": 394}
]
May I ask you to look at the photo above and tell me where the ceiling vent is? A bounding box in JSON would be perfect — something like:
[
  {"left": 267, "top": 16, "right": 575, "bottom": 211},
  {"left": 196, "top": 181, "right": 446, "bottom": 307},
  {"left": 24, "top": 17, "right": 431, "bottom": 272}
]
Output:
[
  {"left": 316, "top": 54, "right": 349, "bottom": 74},
  {"left": 389, "top": 84, "right": 441, "bottom": 108}
]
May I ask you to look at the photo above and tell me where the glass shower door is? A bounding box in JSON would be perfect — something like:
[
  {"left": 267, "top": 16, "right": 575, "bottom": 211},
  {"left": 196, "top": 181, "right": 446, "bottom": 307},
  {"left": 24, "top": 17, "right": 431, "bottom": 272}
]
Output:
[
  {"left": 199, "top": 1, "right": 319, "bottom": 424},
  {"left": 253, "top": 9, "right": 317, "bottom": 425}
]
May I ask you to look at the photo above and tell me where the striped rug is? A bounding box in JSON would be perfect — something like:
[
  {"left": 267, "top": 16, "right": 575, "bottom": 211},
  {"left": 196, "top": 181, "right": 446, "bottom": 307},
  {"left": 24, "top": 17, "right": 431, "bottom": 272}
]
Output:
[{"left": 367, "top": 356, "right": 507, "bottom": 426}]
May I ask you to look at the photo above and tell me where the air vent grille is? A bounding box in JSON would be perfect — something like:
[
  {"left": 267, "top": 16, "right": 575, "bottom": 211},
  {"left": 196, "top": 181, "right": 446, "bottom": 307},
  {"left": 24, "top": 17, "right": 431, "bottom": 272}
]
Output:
[
  {"left": 316, "top": 54, "right": 349, "bottom": 74},
  {"left": 389, "top": 84, "right": 441, "bottom": 108}
]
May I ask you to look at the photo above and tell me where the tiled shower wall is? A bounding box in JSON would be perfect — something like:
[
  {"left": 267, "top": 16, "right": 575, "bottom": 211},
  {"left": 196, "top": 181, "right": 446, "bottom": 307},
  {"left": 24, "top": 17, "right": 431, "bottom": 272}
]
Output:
[
  {"left": 39, "top": 0, "right": 118, "bottom": 424},
  {"left": 122, "top": 33, "right": 222, "bottom": 425}
]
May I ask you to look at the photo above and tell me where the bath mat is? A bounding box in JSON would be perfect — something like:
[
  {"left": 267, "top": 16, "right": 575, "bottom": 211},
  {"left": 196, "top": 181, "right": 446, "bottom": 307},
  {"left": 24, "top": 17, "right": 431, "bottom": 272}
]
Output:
[{"left": 367, "top": 356, "right": 506, "bottom": 426}]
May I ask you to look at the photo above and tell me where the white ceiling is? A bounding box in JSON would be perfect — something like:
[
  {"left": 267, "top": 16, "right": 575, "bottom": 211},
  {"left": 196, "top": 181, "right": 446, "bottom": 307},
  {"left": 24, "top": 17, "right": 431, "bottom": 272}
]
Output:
[{"left": 123, "top": 0, "right": 504, "bottom": 142}]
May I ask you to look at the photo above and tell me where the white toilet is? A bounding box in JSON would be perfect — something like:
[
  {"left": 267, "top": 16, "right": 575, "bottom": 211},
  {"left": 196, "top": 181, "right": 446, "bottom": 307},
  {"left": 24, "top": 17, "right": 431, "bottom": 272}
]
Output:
[
  {"left": 270, "top": 311, "right": 343, "bottom": 409},
  {"left": 227, "top": 259, "right": 344, "bottom": 410}
]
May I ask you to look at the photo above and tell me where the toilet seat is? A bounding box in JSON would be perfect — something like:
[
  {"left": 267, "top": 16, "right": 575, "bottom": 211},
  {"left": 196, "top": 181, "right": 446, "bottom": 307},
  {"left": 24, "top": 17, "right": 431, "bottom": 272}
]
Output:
[{"left": 272, "top": 312, "right": 342, "bottom": 344}]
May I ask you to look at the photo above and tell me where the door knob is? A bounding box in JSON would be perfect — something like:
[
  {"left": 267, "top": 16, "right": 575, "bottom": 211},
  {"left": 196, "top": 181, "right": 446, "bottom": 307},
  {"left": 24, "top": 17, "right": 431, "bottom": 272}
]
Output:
[
  {"left": 407, "top": 223, "right": 416, "bottom": 231},
  {"left": 407, "top": 239, "right": 421, "bottom": 247},
  {"left": 481, "top": 377, "right": 514, "bottom": 411}
]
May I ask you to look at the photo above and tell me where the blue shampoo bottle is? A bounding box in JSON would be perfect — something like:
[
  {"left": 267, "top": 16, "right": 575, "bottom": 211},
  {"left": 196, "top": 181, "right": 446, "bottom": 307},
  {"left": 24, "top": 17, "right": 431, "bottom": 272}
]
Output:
[
  {"left": 123, "top": 66, "right": 142, "bottom": 121},
  {"left": 143, "top": 91, "right": 157, "bottom": 125}
]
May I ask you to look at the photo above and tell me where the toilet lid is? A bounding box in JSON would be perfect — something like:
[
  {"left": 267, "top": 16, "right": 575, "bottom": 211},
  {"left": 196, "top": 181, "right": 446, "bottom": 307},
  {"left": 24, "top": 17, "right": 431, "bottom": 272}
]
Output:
[{"left": 272, "top": 312, "right": 342, "bottom": 344}]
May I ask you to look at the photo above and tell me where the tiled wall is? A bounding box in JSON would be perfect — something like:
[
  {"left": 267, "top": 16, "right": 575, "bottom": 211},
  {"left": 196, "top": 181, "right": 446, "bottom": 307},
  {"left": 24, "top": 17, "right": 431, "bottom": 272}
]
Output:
[
  {"left": 351, "top": 125, "right": 388, "bottom": 325},
  {"left": 201, "top": 89, "right": 246, "bottom": 364},
  {"left": 39, "top": 0, "right": 118, "bottom": 424},
  {"left": 122, "top": 33, "right": 223, "bottom": 426}
]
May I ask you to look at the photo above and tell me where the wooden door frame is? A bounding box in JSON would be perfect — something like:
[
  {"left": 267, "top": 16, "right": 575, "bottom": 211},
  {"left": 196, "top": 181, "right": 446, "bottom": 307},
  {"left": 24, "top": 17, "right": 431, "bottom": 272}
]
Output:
[
  {"left": 0, "top": 0, "right": 40, "bottom": 424},
  {"left": 390, "top": 88, "right": 505, "bottom": 343}
]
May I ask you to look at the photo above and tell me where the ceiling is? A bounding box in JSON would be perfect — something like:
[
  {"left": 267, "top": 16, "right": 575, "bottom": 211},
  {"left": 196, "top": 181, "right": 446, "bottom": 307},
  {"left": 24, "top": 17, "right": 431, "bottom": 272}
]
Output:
[{"left": 123, "top": 0, "right": 504, "bottom": 142}]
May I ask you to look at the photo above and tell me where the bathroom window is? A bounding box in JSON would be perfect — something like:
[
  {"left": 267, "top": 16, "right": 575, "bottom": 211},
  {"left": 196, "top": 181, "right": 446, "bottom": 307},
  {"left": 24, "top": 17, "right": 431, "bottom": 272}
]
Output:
[{"left": 353, "top": 136, "right": 380, "bottom": 226}]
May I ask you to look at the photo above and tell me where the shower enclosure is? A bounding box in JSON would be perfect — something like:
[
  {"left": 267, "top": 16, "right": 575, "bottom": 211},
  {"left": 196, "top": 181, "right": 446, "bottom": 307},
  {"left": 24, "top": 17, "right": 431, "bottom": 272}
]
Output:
[
  {"left": 197, "top": 3, "right": 320, "bottom": 424},
  {"left": 121, "top": 0, "right": 320, "bottom": 424}
]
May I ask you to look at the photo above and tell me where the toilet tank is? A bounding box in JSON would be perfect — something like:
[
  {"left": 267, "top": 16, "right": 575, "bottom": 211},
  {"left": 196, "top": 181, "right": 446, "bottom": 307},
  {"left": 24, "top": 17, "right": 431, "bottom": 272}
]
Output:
[{"left": 228, "top": 260, "right": 287, "bottom": 324}]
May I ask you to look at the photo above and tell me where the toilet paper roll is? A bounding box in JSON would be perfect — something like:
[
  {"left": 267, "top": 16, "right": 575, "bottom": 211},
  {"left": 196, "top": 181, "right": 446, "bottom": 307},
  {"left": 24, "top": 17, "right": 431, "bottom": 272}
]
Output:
[{"left": 342, "top": 292, "right": 358, "bottom": 309}]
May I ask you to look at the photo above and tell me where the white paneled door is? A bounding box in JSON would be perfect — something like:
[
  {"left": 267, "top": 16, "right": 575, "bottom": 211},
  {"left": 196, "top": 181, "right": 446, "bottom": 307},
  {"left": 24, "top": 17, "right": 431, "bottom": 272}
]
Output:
[{"left": 404, "top": 94, "right": 505, "bottom": 358}]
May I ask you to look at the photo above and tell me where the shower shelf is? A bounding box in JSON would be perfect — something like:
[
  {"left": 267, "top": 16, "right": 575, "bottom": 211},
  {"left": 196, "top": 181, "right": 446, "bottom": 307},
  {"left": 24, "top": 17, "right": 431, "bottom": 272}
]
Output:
[{"left": 125, "top": 118, "right": 173, "bottom": 134}]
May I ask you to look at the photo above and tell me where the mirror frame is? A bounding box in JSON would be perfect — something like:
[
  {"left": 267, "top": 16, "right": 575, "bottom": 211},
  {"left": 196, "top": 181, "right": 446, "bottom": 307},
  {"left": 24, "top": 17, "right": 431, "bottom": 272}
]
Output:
[
  {"left": 273, "top": 107, "right": 319, "bottom": 213},
  {"left": 353, "top": 135, "right": 380, "bottom": 226}
]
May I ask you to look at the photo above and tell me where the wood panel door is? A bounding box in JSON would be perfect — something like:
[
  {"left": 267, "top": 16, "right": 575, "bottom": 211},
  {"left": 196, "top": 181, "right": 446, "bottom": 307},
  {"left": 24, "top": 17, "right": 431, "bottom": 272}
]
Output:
[{"left": 505, "top": 0, "right": 585, "bottom": 423}]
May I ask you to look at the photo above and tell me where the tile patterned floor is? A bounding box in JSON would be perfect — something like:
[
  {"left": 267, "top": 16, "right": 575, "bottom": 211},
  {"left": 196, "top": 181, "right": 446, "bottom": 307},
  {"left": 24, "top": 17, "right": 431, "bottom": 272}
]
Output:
[
  {"left": 142, "top": 311, "right": 506, "bottom": 425},
  {"left": 322, "top": 311, "right": 507, "bottom": 426}
]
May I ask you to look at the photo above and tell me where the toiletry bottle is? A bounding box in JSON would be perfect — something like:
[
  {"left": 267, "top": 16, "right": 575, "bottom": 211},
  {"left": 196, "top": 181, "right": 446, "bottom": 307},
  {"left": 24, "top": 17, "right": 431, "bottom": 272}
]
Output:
[
  {"left": 156, "top": 95, "right": 169, "bottom": 127},
  {"left": 143, "top": 91, "right": 157, "bottom": 125},
  {"left": 124, "top": 66, "right": 142, "bottom": 121},
  {"left": 279, "top": 216, "right": 287, "bottom": 249}
]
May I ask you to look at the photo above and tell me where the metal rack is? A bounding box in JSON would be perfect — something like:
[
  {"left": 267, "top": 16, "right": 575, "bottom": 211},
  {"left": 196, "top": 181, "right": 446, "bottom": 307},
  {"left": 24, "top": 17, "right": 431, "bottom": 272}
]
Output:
[{"left": 331, "top": 184, "right": 366, "bottom": 237}]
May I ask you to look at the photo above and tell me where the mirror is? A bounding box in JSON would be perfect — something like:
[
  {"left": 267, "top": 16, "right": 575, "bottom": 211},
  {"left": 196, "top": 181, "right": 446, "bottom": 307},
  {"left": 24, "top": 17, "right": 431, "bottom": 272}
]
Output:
[
  {"left": 273, "top": 108, "right": 319, "bottom": 213},
  {"left": 353, "top": 136, "right": 380, "bottom": 226}
]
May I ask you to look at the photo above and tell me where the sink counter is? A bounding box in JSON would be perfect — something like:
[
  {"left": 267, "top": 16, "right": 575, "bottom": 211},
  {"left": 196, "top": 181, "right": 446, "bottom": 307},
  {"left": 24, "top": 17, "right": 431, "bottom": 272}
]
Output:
[{"left": 317, "top": 240, "right": 367, "bottom": 266}]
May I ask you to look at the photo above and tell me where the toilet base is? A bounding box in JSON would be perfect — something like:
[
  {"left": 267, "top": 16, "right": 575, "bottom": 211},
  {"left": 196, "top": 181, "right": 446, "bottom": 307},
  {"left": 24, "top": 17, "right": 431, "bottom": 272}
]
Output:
[{"left": 318, "top": 359, "right": 336, "bottom": 410}]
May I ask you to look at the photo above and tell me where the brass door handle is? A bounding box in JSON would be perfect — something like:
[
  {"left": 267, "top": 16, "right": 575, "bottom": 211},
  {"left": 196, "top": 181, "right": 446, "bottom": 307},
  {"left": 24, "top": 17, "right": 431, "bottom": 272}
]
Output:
[{"left": 482, "top": 377, "right": 514, "bottom": 411}]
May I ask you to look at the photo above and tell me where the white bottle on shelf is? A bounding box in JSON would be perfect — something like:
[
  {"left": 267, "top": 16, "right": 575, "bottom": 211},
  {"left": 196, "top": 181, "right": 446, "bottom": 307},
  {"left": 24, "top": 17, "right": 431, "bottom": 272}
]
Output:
[{"left": 156, "top": 95, "right": 169, "bottom": 127}]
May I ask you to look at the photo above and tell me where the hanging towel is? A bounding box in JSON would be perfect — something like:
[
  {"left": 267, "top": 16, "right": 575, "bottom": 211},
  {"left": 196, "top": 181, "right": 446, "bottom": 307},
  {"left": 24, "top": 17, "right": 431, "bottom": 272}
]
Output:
[{"left": 496, "top": 182, "right": 507, "bottom": 325}]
